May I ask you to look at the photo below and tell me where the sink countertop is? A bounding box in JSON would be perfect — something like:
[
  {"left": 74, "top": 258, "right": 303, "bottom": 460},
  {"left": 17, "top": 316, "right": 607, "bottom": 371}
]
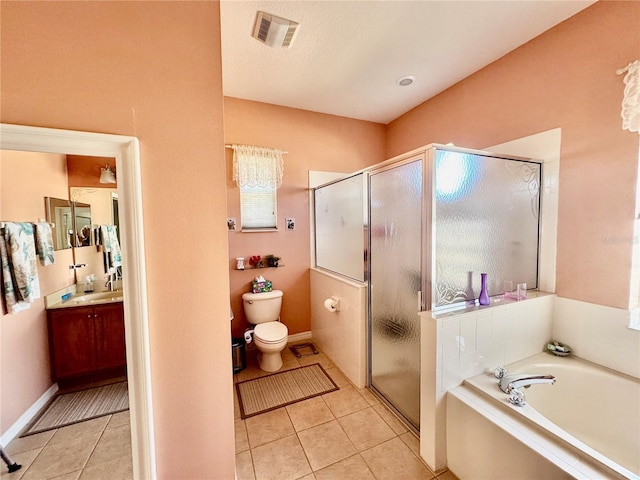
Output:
[{"left": 46, "top": 288, "right": 124, "bottom": 310}]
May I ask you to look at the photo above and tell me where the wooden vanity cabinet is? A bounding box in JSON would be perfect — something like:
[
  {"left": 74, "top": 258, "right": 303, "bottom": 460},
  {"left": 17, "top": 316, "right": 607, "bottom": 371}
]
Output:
[{"left": 47, "top": 302, "right": 126, "bottom": 381}]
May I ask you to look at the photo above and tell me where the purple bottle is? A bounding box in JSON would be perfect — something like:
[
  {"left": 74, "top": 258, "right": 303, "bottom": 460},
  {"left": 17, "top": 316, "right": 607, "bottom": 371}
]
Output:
[{"left": 478, "top": 273, "right": 490, "bottom": 306}]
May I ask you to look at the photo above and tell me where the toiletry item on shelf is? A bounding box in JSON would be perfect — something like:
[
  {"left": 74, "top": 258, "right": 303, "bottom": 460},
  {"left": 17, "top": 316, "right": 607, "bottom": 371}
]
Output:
[
  {"left": 236, "top": 257, "right": 245, "bottom": 270},
  {"left": 478, "top": 273, "right": 490, "bottom": 305}
]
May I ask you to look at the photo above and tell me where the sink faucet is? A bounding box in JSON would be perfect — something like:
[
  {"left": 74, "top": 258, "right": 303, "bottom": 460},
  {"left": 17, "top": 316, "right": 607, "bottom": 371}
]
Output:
[
  {"left": 494, "top": 367, "right": 556, "bottom": 406},
  {"left": 105, "top": 272, "right": 117, "bottom": 291}
]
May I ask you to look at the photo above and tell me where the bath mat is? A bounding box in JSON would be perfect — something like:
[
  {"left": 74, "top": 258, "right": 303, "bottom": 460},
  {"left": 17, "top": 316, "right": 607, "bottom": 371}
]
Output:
[
  {"left": 236, "top": 363, "right": 339, "bottom": 419},
  {"left": 22, "top": 381, "right": 128, "bottom": 436}
]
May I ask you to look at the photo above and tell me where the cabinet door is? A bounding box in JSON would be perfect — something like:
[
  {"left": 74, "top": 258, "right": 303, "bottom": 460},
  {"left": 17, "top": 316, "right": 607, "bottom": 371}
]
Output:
[
  {"left": 49, "top": 307, "right": 97, "bottom": 379},
  {"left": 95, "top": 303, "right": 126, "bottom": 370}
]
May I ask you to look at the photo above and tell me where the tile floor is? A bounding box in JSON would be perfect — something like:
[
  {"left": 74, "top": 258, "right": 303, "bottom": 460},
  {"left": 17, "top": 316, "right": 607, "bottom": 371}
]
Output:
[
  {"left": 1, "top": 411, "right": 132, "bottom": 480},
  {"left": 2, "top": 344, "right": 459, "bottom": 480},
  {"left": 234, "top": 344, "right": 459, "bottom": 480}
]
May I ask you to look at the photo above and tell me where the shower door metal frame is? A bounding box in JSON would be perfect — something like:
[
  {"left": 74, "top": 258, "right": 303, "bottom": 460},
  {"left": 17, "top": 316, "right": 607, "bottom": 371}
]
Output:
[{"left": 366, "top": 151, "right": 430, "bottom": 433}]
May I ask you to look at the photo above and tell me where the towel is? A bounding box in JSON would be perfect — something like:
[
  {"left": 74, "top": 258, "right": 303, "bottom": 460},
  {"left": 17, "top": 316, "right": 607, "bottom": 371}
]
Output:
[
  {"left": 100, "top": 224, "right": 122, "bottom": 269},
  {"left": 0, "top": 222, "right": 41, "bottom": 314},
  {"left": 34, "top": 222, "right": 55, "bottom": 266}
]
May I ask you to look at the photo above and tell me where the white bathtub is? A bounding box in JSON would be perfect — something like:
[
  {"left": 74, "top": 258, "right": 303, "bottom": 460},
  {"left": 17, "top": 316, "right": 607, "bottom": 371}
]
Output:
[{"left": 447, "top": 352, "right": 640, "bottom": 480}]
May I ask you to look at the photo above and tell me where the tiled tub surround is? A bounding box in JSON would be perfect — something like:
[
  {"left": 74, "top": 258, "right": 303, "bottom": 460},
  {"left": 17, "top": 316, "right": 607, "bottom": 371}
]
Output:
[
  {"left": 553, "top": 297, "right": 640, "bottom": 379},
  {"left": 310, "top": 268, "right": 367, "bottom": 388},
  {"left": 448, "top": 353, "right": 639, "bottom": 479},
  {"left": 420, "top": 293, "right": 555, "bottom": 472}
]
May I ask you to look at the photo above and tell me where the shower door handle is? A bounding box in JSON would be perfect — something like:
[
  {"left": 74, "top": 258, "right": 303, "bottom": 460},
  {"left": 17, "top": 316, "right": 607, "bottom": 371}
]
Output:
[{"left": 418, "top": 291, "right": 423, "bottom": 311}]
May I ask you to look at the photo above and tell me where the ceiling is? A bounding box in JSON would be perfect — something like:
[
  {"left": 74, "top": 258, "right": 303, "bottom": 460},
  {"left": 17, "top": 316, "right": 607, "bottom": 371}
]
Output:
[{"left": 220, "top": 1, "right": 596, "bottom": 125}]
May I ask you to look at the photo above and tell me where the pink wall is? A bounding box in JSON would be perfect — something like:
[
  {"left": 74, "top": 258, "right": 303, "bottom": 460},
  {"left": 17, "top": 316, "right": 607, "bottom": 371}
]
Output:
[
  {"left": 1, "top": 3, "right": 235, "bottom": 479},
  {"left": 224, "top": 97, "right": 385, "bottom": 337},
  {"left": 0, "top": 150, "right": 75, "bottom": 433},
  {"left": 386, "top": 1, "right": 640, "bottom": 309}
]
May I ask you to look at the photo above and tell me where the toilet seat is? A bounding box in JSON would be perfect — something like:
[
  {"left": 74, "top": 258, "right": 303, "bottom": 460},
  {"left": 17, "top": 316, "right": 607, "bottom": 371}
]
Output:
[{"left": 254, "top": 322, "right": 288, "bottom": 343}]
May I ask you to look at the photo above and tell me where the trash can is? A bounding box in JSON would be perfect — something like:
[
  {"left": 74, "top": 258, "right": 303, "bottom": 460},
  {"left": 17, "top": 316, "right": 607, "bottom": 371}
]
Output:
[{"left": 232, "top": 337, "right": 246, "bottom": 373}]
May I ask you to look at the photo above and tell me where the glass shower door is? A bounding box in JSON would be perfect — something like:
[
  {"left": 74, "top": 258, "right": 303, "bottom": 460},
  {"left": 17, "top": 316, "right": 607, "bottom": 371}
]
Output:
[{"left": 368, "top": 158, "right": 423, "bottom": 430}]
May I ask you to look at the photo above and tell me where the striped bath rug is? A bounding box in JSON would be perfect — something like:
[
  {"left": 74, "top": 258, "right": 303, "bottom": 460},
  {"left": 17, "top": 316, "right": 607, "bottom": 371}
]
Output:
[
  {"left": 22, "top": 381, "right": 128, "bottom": 436},
  {"left": 236, "top": 363, "right": 339, "bottom": 419}
]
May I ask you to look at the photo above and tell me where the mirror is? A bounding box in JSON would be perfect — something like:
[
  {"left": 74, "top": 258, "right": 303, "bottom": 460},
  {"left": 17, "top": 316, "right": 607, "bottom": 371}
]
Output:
[
  {"left": 73, "top": 202, "right": 92, "bottom": 247},
  {"left": 44, "top": 198, "right": 93, "bottom": 249},
  {"left": 44, "top": 197, "right": 74, "bottom": 250}
]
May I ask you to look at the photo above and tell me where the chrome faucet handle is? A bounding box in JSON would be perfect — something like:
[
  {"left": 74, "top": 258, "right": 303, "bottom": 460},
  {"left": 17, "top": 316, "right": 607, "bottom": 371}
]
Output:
[
  {"left": 494, "top": 367, "right": 508, "bottom": 379},
  {"left": 508, "top": 388, "right": 526, "bottom": 407}
]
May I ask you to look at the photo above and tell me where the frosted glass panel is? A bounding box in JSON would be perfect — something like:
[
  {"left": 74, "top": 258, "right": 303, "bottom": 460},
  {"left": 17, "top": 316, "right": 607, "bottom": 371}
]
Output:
[
  {"left": 314, "top": 174, "right": 365, "bottom": 281},
  {"left": 369, "top": 160, "right": 422, "bottom": 430},
  {"left": 433, "top": 149, "right": 540, "bottom": 308}
]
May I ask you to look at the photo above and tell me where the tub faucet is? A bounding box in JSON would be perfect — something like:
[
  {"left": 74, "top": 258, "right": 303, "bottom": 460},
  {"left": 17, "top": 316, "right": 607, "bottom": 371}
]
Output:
[{"left": 494, "top": 367, "right": 556, "bottom": 406}]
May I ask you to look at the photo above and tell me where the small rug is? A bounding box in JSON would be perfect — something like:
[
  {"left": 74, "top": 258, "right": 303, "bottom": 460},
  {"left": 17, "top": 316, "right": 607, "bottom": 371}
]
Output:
[
  {"left": 236, "top": 363, "right": 339, "bottom": 419},
  {"left": 22, "top": 381, "right": 128, "bottom": 436}
]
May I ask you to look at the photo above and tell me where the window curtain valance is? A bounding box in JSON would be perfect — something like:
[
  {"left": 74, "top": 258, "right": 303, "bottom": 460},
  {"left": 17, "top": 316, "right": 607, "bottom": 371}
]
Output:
[
  {"left": 231, "top": 144, "right": 285, "bottom": 189},
  {"left": 618, "top": 60, "right": 640, "bottom": 134}
]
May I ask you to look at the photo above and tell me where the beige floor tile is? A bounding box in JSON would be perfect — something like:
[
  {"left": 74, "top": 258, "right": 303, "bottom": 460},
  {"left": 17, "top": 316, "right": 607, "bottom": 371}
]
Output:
[
  {"left": 251, "top": 434, "right": 312, "bottom": 480},
  {"left": 313, "top": 454, "right": 376, "bottom": 480},
  {"left": 436, "top": 469, "right": 460, "bottom": 480},
  {"left": 285, "top": 397, "right": 334, "bottom": 432},
  {"left": 235, "top": 418, "right": 250, "bottom": 453},
  {"left": 49, "top": 416, "right": 110, "bottom": 445},
  {"left": 245, "top": 408, "right": 295, "bottom": 449},
  {"left": 5, "top": 430, "right": 55, "bottom": 455},
  {"left": 399, "top": 431, "right": 420, "bottom": 457},
  {"left": 361, "top": 437, "right": 434, "bottom": 480},
  {"left": 298, "top": 353, "right": 334, "bottom": 370},
  {"left": 106, "top": 411, "right": 130, "bottom": 429},
  {"left": 372, "top": 403, "right": 408, "bottom": 435},
  {"left": 50, "top": 471, "right": 82, "bottom": 480},
  {"left": 0, "top": 448, "right": 41, "bottom": 480},
  {"left": 357, "top": 388, "right": 380, "bottom": 406},
  {"left": 22, "top": 432, "right": 101, "bottom": 480},
  {"left": 85, "top": 424, "right": 131, "bottom": 468},
  {"left": 234, "top": 388, "right": 242, "bottom": 419},
  {"left": 235, "top": 450, "right": 255, "bottom": 480},
  {"left": 322, "top": 386, "right": 369, "bottom": 418},
  {"left": 324, "top": 368, "right": 351, "bottom": 388},
  {"left": 296, "top": 475, "right": 316, "bottom": 480},
  {"left": 337, "top": 407, "right": 396, "bottom": 452},
  {"left": 296, "top": 420, "right": 357, "bottom": 471},
  {"left": 78, "top": 455, "right": 133, "bottom": 480}
]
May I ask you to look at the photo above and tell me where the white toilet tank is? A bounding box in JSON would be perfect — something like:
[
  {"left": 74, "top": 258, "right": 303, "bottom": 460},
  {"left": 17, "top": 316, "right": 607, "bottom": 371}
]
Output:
[{"left": 242, "top": 290, "right": 283, "bottom": 324}]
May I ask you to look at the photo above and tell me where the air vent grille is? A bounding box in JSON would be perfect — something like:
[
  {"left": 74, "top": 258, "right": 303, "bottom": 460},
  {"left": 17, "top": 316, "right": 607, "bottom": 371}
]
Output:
[{"left": 252, "top": 11, "right": 299, "bottom": 48}]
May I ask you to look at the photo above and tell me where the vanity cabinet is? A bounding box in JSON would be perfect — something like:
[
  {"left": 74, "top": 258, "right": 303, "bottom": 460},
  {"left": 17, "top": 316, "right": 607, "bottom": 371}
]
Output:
[{"left": 47, "top": 302, "right": 126, "bottom": 381}]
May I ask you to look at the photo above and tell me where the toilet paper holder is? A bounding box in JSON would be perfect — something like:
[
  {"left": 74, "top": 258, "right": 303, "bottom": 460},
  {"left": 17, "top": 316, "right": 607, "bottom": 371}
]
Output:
[{"left": 324, "top": 296, "right": 340, "bottom": 312}]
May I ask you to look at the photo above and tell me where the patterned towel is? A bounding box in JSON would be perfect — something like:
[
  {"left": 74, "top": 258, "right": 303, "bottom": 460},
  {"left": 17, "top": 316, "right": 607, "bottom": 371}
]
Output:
[
  {"left": 100, "top": 224, "right": 122, "bottom": 268},
  {"left": 34, "top": 222, "right": 55, "bottom": 266},
  {"left": 0, "top": 222, "right": 41, "bottom": 314}
]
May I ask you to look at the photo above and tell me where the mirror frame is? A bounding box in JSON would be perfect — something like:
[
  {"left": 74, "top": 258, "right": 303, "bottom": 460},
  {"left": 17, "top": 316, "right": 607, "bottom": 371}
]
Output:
[{"left": 0, "top": 123, "right": 156, "bottom": 479}]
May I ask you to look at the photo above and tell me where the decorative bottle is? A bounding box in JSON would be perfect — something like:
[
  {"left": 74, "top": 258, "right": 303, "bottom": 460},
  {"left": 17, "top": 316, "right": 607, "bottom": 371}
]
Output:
[{"left": 478, "top": 273, "right": 490, "bottom": 306}]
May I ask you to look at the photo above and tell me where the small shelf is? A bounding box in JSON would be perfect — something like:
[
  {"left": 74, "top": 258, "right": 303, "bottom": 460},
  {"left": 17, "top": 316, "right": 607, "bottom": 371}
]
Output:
[{"left": 233, "top": 265, "right": 284, "bottom": 271}]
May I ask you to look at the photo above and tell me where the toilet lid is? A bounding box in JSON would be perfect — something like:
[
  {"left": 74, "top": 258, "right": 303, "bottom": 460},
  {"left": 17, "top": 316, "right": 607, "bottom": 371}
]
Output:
[{"left": 254, "top": 322, "right": 288, "bottom": 343}]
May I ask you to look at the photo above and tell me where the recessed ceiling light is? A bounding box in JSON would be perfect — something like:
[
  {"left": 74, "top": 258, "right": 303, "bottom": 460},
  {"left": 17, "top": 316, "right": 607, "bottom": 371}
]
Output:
[{"left": 396, "top": 75, "right": 415, "bottom": 87}]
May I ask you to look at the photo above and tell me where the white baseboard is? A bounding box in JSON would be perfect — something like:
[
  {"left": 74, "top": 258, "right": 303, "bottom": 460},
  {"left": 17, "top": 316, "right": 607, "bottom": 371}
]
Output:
[
  {"left": 287, "top": 331, "right": 312, "bottom": 344},
  {"left": 1, "top": 383, "right": 58, "bottom": 446}
]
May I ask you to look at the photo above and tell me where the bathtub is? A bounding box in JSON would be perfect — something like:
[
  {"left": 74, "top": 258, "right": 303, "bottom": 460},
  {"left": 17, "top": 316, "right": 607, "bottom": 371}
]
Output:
[{"left": 447, "top": 352, "right": 640, "bottom": 480}]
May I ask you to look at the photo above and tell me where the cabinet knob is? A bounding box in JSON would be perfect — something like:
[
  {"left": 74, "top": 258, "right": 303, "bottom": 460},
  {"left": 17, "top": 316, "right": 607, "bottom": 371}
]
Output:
[{"left": 94, "top": 314, "right": 98, "bottom": 318}]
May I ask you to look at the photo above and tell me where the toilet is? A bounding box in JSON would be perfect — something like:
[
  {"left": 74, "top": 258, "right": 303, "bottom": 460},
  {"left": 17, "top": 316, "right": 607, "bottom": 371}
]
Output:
[{"left": 242, "top": 290, "right": 288, "bottom": 372}]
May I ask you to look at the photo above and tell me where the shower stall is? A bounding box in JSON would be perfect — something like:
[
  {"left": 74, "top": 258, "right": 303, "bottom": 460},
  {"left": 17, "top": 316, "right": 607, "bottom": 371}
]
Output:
[{"left": 313, "top": 144, "right": 541, "bottom": 432}]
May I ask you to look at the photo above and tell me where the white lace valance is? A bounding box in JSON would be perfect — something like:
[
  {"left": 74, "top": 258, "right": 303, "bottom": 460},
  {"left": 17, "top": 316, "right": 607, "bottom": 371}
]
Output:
[
  {"left": 230, "top": 144, "right": 285, "bottom": 189},
  {"left": 618, "top": 60, "right": 640, "bottom": 134}
]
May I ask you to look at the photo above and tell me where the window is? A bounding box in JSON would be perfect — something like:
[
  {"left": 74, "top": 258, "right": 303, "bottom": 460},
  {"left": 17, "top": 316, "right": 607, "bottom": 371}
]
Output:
[{"left": 240, "top": 184, "right": 277, "bottom": 230}]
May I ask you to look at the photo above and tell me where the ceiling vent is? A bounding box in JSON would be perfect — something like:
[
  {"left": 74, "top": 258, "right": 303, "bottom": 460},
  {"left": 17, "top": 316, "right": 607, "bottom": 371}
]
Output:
[{"left": 252, "top": 11, "right": 299, "bottom": 48}]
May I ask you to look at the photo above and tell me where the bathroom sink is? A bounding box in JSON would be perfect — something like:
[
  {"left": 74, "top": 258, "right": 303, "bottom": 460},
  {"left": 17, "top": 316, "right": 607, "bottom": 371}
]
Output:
[{"left": 71, "top": 291, "right": 124, "bottom": 304}]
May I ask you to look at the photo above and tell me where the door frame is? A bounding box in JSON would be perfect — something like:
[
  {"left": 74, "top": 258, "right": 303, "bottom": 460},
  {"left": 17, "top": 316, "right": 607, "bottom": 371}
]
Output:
[{"left": 1, "top": 123, "right": 156, "bottom": 479}]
